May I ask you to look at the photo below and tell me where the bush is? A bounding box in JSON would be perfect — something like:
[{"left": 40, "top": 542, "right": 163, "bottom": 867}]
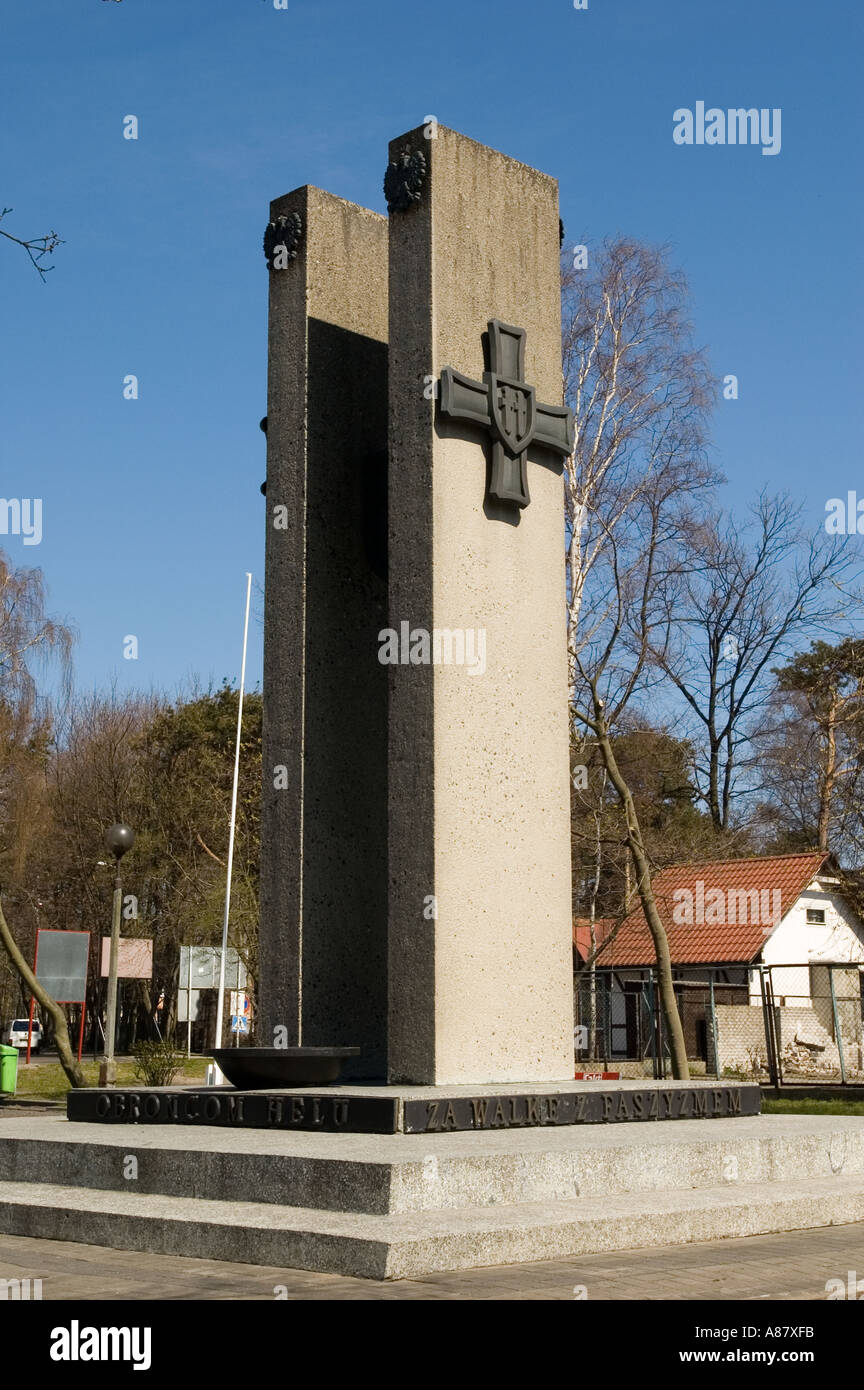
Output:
[{"left": 132, "top": 1039, "right": 183, "bottom": 1087}]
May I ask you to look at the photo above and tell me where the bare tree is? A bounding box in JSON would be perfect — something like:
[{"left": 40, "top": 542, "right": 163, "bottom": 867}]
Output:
[
  {"left": 0, "top": 554, "right": 79, "bottom": 1082},
  {"left": 650, "top": 495, "right": 861, "bottom": 832},
  {"left": 564, "top": 238, "right": 718, "bottom": 1079},
  {"left": 0, "top": 556, "right": 73, "bottom": 886},
  {"left": 0, "top": 557, "right": 73, "bottom": 714}
]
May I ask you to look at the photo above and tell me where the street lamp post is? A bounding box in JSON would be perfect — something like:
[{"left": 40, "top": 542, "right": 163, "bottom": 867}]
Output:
[{"left": 98, "top": 823, "right": 135, "bottom": 1087}]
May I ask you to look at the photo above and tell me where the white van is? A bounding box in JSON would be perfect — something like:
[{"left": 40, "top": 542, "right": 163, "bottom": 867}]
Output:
[{"left": 3, "top": 1019, "right": 43, "bottom": 1053}]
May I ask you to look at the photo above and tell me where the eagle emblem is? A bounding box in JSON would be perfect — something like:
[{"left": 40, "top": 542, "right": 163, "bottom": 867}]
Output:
[
  {"left": 263, "top": 212, "right": 303, "bottom": 270},
  {"left": 384, "top": 147, "right": 427, "bottom": 214}
]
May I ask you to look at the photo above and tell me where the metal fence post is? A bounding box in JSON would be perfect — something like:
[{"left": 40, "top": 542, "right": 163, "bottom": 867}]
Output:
[
  {"left": 649, "top": 970, "right": 665, "bottom": 1080},
  {"left": 828, "top": 965, "right": 848, "bottom": 1086},
  {"left": 759, "top": 965, "right": 780, "bottom": 1088}
]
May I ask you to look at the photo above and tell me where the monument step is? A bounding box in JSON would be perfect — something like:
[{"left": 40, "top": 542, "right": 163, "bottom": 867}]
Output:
[
  {"left": 0, "top": 1172, "right": 863, "bottom": 1280},
  {"left": 1, "top": 1114, "right": 863, "bottom": 1214}
]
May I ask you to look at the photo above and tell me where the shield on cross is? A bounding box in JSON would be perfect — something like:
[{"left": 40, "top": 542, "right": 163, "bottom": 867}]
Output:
[{"left": 488, "top": 374, "right": 536, "bottom": 457}]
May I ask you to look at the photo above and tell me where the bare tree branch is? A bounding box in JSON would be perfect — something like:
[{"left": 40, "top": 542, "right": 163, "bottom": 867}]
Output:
[{"left": 0, "top": 208, "right": 63, "bottom": 281}]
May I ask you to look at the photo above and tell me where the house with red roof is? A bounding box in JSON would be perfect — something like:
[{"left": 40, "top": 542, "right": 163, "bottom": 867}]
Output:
[{"left": 574, "top": 852, "right": 864, "bottom": 1073}]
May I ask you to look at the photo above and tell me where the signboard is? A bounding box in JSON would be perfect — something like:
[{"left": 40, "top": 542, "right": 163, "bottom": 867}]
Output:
[
  {"left": 230, "top": 992, "right": 251, "bottom": 1034},
  {"left": 100, "top": 937, "right": 153, "bottom": 979},
  {"left": 179, "top": 946, "right": 246, "bottom": 992},
  {"left": 176, "top": 989, "right": 201, "bottom": 1024},
  {"left": 30, "top": 929, "right": 90, "bottom": 1064},
  {"left": 34, "top": 930, "right": 89, "bottom": 1003}
]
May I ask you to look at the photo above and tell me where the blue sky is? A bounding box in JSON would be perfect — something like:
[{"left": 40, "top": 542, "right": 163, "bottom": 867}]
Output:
[{"left": 2, "top": 0, "right": 861, "bottom": 700}]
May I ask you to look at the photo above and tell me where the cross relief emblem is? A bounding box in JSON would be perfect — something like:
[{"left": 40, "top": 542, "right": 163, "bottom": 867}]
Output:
[{"left": 438, "top": 320, "right": 574, "bottom": 509}]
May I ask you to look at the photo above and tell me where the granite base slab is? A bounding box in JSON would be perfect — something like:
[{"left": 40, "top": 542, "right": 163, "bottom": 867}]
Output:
[{"left": 67, "top": 1080, "right": 760, "bottom": 1135}]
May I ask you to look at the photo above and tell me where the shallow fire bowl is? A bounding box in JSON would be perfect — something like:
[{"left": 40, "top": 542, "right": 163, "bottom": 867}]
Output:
[{"left": 211, "top": 1047, "right": 360, "bottom": 1089}]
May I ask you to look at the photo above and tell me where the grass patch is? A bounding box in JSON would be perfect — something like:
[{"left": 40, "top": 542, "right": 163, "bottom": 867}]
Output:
[
  {"left": 6, "top": 1056, "right": 211, "bottom": 1103},
  {"left": 762, "top": 1096, "right": 864, "bottom": 1117}
]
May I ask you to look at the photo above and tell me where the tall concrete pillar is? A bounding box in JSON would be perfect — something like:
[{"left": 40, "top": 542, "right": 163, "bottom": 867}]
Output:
[
  {"left": 259, "top": 186, "right": 389, "bottom": 1077},
  {"left": 386, "top": 126, "right": 575, "bottom": 1084}
]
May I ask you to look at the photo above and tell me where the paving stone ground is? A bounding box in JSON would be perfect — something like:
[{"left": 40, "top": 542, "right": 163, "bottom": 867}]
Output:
[{"left": 1, "top": 1223, "right": 863, "bottom": 1300}]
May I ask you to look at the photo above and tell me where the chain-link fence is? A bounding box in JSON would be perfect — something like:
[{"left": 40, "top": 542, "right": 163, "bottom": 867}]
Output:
[
  {"left": 755, "top": 963, "right": 864, "bottom": 1085},
  {"left": 574, "top": 963, "right": 864, "bottom": 1084},
  {"left": 574, "top": 971, "right": 666, "bottom": 1078}
]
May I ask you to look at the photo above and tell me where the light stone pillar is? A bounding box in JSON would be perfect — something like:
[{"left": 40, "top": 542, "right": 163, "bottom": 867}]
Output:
[
  {"left": 386, "top": 126, "right": 575, "bottom": 1084},
  {"left": 259, "top": 186, "right": 389, "bottom": 1078}
]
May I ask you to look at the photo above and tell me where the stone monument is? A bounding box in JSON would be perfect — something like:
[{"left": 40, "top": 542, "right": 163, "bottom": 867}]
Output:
[{"left": 46, "top": 125, "right": 765, "bottom": 1283}]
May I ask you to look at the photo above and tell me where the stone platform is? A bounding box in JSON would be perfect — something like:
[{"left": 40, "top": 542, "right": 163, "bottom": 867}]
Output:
[
  {"left": 2, "top": 1109, "right": 864, "bottom": 1278},
  {"left": 66, "top": 1079, "right": 760, "bottom": 1134}
]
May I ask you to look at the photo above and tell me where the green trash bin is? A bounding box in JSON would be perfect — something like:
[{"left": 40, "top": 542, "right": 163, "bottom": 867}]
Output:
[{"left": 0, "top": 1044, "right": 19, "bottom": 1096}]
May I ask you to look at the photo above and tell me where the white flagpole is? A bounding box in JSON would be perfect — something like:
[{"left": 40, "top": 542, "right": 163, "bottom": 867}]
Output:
[{"left": 208, "top": 572, "right": 253, "bottom": 1086}]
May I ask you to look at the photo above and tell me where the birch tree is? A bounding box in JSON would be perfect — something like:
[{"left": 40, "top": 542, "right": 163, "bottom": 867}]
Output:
[{"left": 563, "top": 238, "right": 716, "bottom": 1079}]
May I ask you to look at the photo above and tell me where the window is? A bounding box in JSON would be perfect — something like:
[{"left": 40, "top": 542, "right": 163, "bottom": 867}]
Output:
[{"left": 806, "top": 908, "right": 825, "bottom": 925}]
